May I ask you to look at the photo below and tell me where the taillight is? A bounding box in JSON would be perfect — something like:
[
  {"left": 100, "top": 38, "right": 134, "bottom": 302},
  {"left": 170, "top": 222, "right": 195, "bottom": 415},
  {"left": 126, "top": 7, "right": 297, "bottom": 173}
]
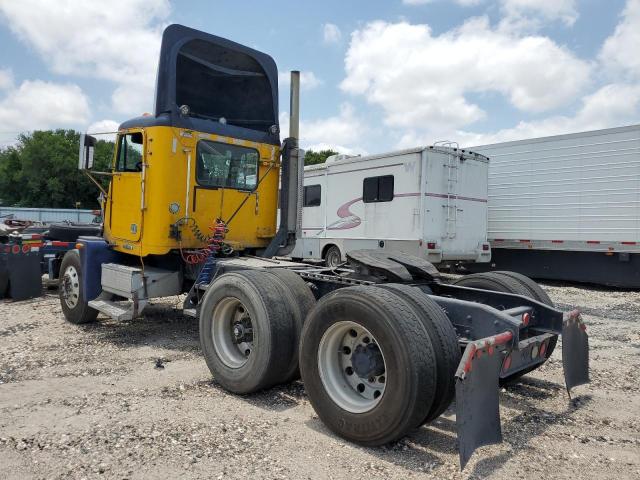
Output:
[
  {"left": 539, "top": 341, "right": 547, "bottom": 358},
  {"left": 482, "top": 243, "right": 490, "bottom": 251},
  {"left": 522, "top": 312, "right": 531, "bottom": 326},
  {"left": 427, "top": 242, "right": 436, "bottom": 250}
]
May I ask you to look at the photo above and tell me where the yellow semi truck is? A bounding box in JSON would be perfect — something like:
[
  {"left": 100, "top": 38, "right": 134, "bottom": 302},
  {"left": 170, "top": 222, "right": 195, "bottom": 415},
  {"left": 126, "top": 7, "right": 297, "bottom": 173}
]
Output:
[{"left": 59, "top": 24, "right": 589, "bottom": 468}]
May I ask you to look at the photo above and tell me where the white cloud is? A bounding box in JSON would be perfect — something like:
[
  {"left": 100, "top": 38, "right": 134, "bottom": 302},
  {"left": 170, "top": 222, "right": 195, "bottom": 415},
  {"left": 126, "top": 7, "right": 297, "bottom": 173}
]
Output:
[
  {"left": 500, "top": 0, "right": 578, "bottom": 28},
  {"left": 279, "top": 71, "right": 323, "bottom": 91},
  {"left": 341, "top": 18, "right": 591, "bottom": 133},
  {"left": 0, "top": 69, "right": 13, "bottom": 90},
  {"left": 397, "top": 83, "right": 640, "bottom": 148},
  {"left": 279, "top": 103, "right": 367, "bottom": 154},
  {"left": 0, "top": 80, "right": 90, "bottom": 142},
  {"left": 600, "top": 0, "right": 640, "bottom": 80},
  {"left": 0, "top": 0, "right": 169, "bottom": 117},
  {"left": 87, "top": 119, "right": 121, "bottom": 142},
  {"left": 323, "top": 23, "right": 342, "bottom": 44}
]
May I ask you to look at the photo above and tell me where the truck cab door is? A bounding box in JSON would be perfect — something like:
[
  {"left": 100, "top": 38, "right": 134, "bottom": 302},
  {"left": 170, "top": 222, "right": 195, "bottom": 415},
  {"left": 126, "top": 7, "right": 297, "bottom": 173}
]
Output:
[{"left": 107, "top": 131, "right": 145, "bottom": 242}]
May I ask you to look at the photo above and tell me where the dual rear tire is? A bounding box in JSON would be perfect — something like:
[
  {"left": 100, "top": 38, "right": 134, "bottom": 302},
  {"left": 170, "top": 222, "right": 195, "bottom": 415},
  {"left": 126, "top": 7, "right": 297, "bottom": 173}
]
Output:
[
  {"left": 452, "top": 271, "right": 557, "bottom": 381},
  {"left": 299, "top": 285, "right": 458, "bottom": 446},
  {"left": 199, "top": 274, "right": 458, "bottom": 446},
  {"left": 199, "top": 269, "right": 316, "bottom": 394}
]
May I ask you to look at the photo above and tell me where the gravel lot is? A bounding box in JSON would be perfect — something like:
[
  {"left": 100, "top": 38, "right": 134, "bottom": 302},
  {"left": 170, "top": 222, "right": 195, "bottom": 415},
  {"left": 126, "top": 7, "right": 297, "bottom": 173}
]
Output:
[{"left": 1, "top": 281, "right": 639, "bottom": 479}]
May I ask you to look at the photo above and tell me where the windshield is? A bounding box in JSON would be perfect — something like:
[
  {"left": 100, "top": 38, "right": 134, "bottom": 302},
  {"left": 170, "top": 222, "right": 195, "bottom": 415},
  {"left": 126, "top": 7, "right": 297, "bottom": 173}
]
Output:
[{"left": 196, "top": 140, "right": 259, "bottom": 191}]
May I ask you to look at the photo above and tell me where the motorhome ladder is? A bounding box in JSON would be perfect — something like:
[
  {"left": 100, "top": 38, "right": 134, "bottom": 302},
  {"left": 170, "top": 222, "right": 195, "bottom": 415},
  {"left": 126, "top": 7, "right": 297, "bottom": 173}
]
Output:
[{"left": 435, "top": 141, "right": 460, "bottom": 239}]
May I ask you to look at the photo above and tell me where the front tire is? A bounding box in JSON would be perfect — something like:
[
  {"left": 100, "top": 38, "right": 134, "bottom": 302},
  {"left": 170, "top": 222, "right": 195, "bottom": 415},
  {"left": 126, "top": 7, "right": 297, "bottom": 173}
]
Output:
[{"left": 59, "top": 250, "right": 99, "bottom": 324}]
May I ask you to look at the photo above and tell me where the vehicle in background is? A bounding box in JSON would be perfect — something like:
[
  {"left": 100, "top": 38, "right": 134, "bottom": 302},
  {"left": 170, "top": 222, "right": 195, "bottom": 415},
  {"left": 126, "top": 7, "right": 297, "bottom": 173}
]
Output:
[
  {"left": 0, "top": 207, "right": 101, "bottom": 224},
  {"left": 465, "top": 124, "right": 640, "bottom": 287},
  {"left": 291, "top": 146, "right": 492, "bottom": 268}
]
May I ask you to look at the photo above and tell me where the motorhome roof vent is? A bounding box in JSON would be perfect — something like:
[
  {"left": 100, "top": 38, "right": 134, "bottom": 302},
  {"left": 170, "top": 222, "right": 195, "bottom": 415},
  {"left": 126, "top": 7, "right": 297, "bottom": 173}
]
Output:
[{"left": 325, "top": 153, "right": 358, "bottom": 164}]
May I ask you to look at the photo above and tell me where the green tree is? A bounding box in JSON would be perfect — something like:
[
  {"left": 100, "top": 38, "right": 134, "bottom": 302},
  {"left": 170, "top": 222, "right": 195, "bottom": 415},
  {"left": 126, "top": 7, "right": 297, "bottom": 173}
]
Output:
[
  {"left": 0, "top": 130, "right": 114, "bottom": 208},
  {"left": 304, "top": 149, "right": 338, "bottom": 166}
]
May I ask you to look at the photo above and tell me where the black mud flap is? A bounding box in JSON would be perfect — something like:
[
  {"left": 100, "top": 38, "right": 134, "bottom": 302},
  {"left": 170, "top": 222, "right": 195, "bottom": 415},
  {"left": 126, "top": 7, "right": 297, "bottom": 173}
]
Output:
[
  {"left": 562, "top": 310, "right": 589, "bottom": 395},
  {"left": 7, "top": 251, "right": 42, "bottom": 301},
  {"left": 455, "top": 331, "right": 513, "bottom": 470},
  {"left": 0, "top": 252, "right": 8, "bottom": 298}
]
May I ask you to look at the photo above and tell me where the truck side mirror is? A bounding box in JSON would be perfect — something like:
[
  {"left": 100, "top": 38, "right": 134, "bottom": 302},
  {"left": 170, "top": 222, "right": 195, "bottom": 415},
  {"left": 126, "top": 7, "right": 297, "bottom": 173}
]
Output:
[{"left": 78, "top": 134, "right": 97, "bottom": 170}]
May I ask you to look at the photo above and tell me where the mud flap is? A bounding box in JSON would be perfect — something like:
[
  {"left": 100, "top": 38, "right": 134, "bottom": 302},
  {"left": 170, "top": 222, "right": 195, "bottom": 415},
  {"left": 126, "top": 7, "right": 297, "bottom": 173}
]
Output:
[
  {"left": 562, "top": 310, "right": 589, "bottom": 395},
  {"left": 0, "top": 252, "right": 8, "bottom": 298},
  {"left": 455, "top": 332, "right": 513, "bottom": 470}
]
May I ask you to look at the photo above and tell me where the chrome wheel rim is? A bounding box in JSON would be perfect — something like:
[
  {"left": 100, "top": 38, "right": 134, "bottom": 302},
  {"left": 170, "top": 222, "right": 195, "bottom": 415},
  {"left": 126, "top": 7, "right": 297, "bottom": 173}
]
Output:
[
  {"left": 317, "top": 321, "right": 387, "bottom": 413},
  {"left": 62, "top": 265, "right": 80, "bottom": 309},
  {"left": 212, "top": 297, "right": 254, "bottom": 368}
]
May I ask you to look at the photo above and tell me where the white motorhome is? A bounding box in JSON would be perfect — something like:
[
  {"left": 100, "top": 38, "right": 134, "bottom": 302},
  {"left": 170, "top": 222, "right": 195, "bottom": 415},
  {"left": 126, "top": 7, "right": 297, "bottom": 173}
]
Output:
[{"left": 291, "top": 146, "right": 491, "bottom": 267}]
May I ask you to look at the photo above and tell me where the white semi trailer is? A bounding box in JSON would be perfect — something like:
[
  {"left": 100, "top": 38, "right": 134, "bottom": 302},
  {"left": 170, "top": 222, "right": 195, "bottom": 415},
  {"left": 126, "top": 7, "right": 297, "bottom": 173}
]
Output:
[
  {"left": 291, "top": 145, "right": 492, "bottom": 267},
  {"left": 467, "top": 124, "right": 640, "bottom": 287}
]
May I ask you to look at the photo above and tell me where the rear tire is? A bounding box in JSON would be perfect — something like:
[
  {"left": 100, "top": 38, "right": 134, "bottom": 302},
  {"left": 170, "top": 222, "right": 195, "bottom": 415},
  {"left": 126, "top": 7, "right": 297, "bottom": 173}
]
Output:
[
  {"left": 491, "top": 270, "right": 558, "bottom": 367},
  {"left": 59, "top": 250, "right": 100, "bottom": 324},
  {"left": 452, "top": 272, "right": 531, "bottom": 297},
  {"left": 379, "top": 284, "right": 459, "bottom": 423},
  {"left": 266, "top": 268, "right": 317, "bottom": 382},
  {"left": 453, "top": 271, "right": 557, "bottom": 382},
  {"left": 300, "top": 285, "right": 437, "bottom": 446},
  {"left": 199, "top": 270, "right": 296, "bottom": 394},
  {"left": 323, "top": 245, "right": 342, "bottom": 268}
]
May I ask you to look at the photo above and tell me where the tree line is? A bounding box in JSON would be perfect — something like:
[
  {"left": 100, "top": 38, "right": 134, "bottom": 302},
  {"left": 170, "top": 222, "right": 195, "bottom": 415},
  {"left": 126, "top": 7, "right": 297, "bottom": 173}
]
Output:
[
  {"left": 0, "top": 130, "right": 112, "bottom": 209},
  {"left": 0, "top": 130, "right": 338, "bottom": 209}
]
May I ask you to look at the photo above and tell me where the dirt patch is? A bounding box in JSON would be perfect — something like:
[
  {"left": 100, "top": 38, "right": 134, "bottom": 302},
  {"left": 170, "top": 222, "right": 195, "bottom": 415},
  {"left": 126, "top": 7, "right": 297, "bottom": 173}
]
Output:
[{"left": 1, "top": 285, "right": 639, "bottom": 479}]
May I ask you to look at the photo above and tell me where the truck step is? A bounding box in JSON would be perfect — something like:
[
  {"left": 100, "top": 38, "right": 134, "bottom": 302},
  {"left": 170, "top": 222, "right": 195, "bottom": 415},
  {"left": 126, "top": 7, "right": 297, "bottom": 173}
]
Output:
[{"left": 88, "top": 299, "right": 137, "bottom": 321}]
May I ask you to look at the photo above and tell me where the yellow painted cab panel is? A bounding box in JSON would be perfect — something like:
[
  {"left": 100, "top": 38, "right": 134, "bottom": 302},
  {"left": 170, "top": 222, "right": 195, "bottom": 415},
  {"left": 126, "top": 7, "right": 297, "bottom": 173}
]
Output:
[{"left": 103, "top": 126, "right": 279, "bottom": 257}]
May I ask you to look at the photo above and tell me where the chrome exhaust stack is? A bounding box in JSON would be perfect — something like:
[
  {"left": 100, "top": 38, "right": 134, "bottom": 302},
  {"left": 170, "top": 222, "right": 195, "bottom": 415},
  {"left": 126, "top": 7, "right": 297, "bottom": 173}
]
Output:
[{"left": 263, "top": 71, "right": 304, "bottom": 257}]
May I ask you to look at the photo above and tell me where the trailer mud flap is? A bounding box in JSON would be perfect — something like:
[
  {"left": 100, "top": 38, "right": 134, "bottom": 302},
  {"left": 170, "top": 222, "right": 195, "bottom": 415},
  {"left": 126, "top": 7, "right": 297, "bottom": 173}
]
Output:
[
  {"left": 455, "top": 331, "right": 513, "bottom": 470},
  {"left": 562, "top": 310, "right": 589, "bottom": 395}
]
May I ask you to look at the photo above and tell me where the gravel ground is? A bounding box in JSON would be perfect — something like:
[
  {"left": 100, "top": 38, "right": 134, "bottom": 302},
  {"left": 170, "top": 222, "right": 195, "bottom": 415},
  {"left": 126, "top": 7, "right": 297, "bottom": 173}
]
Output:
[{"left": 1, "top": 281, "right": 639, "bottom": 479}]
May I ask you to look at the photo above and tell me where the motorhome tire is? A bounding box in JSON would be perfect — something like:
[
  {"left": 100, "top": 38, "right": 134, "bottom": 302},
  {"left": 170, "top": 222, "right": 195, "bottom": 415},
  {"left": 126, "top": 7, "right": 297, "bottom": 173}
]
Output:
[
  {"left": 266, "top": 268, "right": 317, "bottom": 382},
  {"left": 378, "top": 284, "right": 459, "bottom": 423},
  {"left": 323, "top": 245, "right": 342, "bottom": 268},
  {"left": 299, "top": 285, "right": 437, "bottom": 445},
  {"left": 199, "top": 270, "right": 296, "bottom": 394}
]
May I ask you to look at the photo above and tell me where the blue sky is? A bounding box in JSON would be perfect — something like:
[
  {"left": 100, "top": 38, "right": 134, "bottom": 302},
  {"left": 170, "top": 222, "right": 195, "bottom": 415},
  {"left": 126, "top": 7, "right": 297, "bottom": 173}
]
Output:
[{"left": 0, "top": 0, "right": 639, "bottom": 153}]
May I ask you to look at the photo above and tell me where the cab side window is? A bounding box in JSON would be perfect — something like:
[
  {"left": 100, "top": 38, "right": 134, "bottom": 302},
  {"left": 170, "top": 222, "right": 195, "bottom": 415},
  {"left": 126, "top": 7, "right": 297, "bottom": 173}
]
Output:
[{"left": 115, "top": 132, "right": 144, "bottom": 172}]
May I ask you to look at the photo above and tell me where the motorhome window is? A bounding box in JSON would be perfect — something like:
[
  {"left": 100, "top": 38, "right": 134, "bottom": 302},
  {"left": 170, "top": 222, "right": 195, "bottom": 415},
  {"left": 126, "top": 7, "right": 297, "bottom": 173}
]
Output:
[
  {"left": 196, "top": 140, "right": 259, "bottom": 190},
  {"left": 176, "top": 39, "right": 276, "bottom": 133},
  {"left": 304, "top": 185, "right": 321, "bottom": 207},
  {"left": 363, "top": 175, "right": 394, "bottom": 203},
  {"left": 115, "top": 132, "right": 144, "bottom": 172}
]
